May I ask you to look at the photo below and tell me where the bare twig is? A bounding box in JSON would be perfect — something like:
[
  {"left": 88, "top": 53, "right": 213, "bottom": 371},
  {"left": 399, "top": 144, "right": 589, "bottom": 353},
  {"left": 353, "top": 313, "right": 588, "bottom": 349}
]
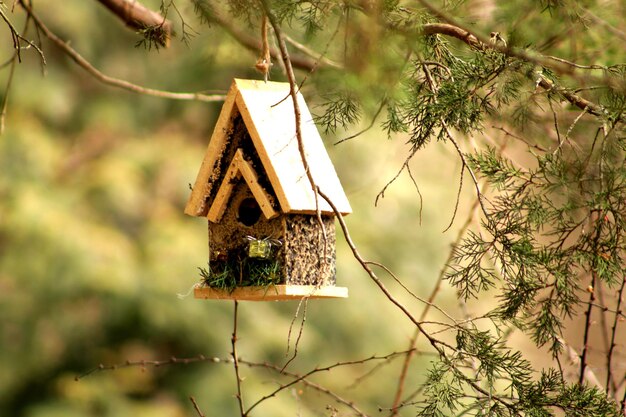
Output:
[
  {"left": 0, "top": 5, "right": 44, "bottom": 63},
  {"left": 443, "top": 161, "right": 465, "bottom": 233},
  {"left": 282, "top": 297, "right": 308, "bottom": 372},
  {"left": 283, "top": 33, "right": 343, "bottom": 69},
  {"left": 492, "top": 126, "right": 548, "bottom": 152},
  {"left": 366, "top": 261, "right": 457, "bottom": 324},
  {"left": 242, "top": 359, "right": 370, "bottom": 417},
  {"left": 335, "top": 99, "right": 385, "bottom": 145},
  {"left": 579, "top": 273, "right": 597, "bottom": 385},
  {"left": 606, "top": 275, "right": 626, "bottom": 395},
  {"left": 245, "top": 350, "right": 417, "bottom": 415},
  {"left": 1, "top": 4, "right": 37, "bottom": 134},
  {"left": 544, "top": 55, "right": 607, "bottom": 71},
  {"left": 375, "top": 147, "right": 421, "bottom": 217},
  {"left": 75, "top": 354, "right": 229, "bottom": 380},
  {"left": 189, "top": 396, "right": 206, "bottom": 417},
  {"left": 594, "top": 283, "right": 612, "bottom": 389},
  {"left": 18, "top": 1, "right": 224, "bottom": 102},
  {"left": 231, "top": 301, "right": 245, "bottom": 417}
]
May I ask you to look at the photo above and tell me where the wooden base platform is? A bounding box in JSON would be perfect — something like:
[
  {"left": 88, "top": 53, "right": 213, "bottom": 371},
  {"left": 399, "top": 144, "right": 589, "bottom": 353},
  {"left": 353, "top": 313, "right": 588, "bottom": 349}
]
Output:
[{"left": 194, "top": 284, "right": 348, "bottom": 301}]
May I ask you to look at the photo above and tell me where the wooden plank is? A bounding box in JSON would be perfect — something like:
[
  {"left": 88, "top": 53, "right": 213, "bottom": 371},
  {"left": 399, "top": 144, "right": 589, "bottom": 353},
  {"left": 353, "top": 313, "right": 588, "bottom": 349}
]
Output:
[
  {"left": 194, "top": 284, "right": 348, "bottom": 301},
  {"left": 185, "top": 81, "right": 239, "bottom": 217},
  {"left": 234, "top": 79, "right": 352, "bottom": 215},
  {"left": 207, "top": 148, "right": 277, "bottom": 222},
  {"left": 206, "top": 148, "right": 241, "bottom": 222},
  {"left": 238, "top": 154, "right": 278, "bottom": 220}
]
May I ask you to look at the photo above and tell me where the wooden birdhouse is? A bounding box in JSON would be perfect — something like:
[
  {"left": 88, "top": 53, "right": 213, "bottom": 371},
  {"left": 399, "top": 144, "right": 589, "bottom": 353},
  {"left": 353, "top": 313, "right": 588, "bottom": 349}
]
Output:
[{"left": 185, "top": 79, "right": 352, "bottom": 301}]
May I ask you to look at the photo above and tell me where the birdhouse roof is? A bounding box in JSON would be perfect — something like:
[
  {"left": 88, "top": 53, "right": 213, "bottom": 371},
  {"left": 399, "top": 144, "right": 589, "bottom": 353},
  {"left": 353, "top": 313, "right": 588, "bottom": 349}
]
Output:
[{"left": 185, "top": 79, "right": 352, "bottom": 217}]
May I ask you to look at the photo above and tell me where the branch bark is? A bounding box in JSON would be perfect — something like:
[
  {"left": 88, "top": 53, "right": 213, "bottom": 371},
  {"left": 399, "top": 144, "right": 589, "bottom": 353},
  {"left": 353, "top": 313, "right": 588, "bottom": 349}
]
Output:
[{"left": 95, "top": 0, "right": 172, "bottom": 47}]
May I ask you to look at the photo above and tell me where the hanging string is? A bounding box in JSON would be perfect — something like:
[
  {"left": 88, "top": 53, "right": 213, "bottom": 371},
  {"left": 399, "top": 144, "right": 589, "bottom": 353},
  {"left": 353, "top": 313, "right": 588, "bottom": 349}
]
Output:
[
  {"left": 255, "top": 14, "right": 272, "bottom": 82},
  {"left": 177, "top": 282, "right": 198, "bottom": 299}
]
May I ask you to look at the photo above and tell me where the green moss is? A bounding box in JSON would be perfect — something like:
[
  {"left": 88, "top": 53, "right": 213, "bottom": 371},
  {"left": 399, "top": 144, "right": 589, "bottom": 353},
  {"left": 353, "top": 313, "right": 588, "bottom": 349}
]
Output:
[{"left": 198, "top": 257, "right": 282, "bottom": 292}]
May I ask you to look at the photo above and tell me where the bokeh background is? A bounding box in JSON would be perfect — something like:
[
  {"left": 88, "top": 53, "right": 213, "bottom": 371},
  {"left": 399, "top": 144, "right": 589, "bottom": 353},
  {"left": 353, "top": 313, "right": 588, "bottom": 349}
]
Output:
[{"left": 0, "top": 2, "right": 470, "bottom": 416}]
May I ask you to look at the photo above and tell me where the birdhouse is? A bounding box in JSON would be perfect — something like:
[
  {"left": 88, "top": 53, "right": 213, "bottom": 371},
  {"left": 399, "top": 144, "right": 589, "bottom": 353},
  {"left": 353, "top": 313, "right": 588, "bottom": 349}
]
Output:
[{"left": 185, "top": 79, "right": 352, "bottom": 301}]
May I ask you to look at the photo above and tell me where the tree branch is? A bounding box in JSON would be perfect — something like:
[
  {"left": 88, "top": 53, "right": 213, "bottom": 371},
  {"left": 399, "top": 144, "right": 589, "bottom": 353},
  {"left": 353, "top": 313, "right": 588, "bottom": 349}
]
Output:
[
  {"left": 18, "top": 1, "right": 224, "bottom": 102},
  {"left": 189, "top": 396, "right": 206, "bottom": 417},
  {"left": 419, "top": 23, "right": 621, "bottom": 122},
  {"left": 95, "top": 0, "right": 172, "bottom": 47},
  {"left": 231, "top": 301, "right": 246, "bottom": 417}
]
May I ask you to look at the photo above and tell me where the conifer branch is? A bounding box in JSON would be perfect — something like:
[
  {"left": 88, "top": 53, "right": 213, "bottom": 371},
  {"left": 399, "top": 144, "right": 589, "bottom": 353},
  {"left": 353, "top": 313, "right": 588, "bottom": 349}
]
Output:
[
  {"left": 389, "top": 17, "right": 624, "bottom": 122},
  {"left": 419, "top": 23, "right": 620, "bottom": 121}
]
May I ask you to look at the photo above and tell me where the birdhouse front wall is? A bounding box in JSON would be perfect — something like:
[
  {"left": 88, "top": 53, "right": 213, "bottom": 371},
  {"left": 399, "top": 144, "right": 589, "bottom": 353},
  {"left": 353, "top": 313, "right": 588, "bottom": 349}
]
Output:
[{"left": 207, "top": 179, "right": 337, "bottom": 288}]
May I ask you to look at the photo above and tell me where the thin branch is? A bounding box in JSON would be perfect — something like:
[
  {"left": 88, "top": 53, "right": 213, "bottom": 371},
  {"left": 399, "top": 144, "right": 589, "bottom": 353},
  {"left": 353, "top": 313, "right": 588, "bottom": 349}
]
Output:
[
  {"left": 242, "top": 359, "right": 371, "bottom": 417},
  {"left": 366, "top": 261, "right": 458, "bottom": 324},
  {"left": 579, "top": 273, "right": 596, "bottom": 385},
  {"left": 334, "top": 99, "right": 385, "bottom": 145},
  {"left": 447, "top": 132, "right": 489, "bottom": 219},
  {"left": 189, "top": 396, "right": 206, "bottom": 417},
  {"left": 375, "top": 147, "right": 419, "bottom": 208},
  {"left": 1, "top": 4, "right": 38, "bottom": 134},
  {"left": 18, "top": 1, "right": 224, "bottom": 102},
  {"left": 244, "top": 350, "right": 417, "bottom": 415},
  {"left": 492, "top": 126, "right": 548, "bottom": 152},
  {"left": 282, "top": 297, "right": 308, "bottom": 372},
  {"left": 320, "top": 187, "right": 445, "bottom": 349},
  {"left": 231, "top": 301, "right": 246, "bottom": 417},
  {"left": 538, "top": 75, "right": 610, "bottom": 121},
  {"left": 75, "top": 354, "right": 229, "bottom": 380},
  {"left": 544, "top": 55, "right": 607, "bottom": 71},
  {"left": 606, "top": 274, "right": 626, "bottom": 395},
  {"left": 0, "top": 5, "right": 45, "bottom": 64},
  {"left": 283, "top": 33, "right": 343, "bottom": 69},
  {"left": 594, "top": 283, "right": 612, "bottom": 391},
  {"left": 421, "top": 23, "right": 482, "bottom": 48},
  {"left": 443, "top": 161, "right": 465, "bottom": 233}
]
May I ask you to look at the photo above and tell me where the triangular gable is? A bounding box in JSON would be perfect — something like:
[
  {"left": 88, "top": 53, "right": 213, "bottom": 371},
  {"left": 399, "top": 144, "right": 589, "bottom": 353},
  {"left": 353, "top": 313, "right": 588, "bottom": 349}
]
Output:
[
  {"left": 207, "top": 148, "right": 278, "bottom": 222},
  {"left": 185, "top": 79, "right": 352, "bottom": 217}
]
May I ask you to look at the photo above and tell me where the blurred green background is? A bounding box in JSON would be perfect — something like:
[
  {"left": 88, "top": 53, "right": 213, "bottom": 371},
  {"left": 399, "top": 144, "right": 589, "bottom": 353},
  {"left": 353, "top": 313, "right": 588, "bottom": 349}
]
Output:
[{"left": 0, "top": 1, "right": 472, "bottom": 416}]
